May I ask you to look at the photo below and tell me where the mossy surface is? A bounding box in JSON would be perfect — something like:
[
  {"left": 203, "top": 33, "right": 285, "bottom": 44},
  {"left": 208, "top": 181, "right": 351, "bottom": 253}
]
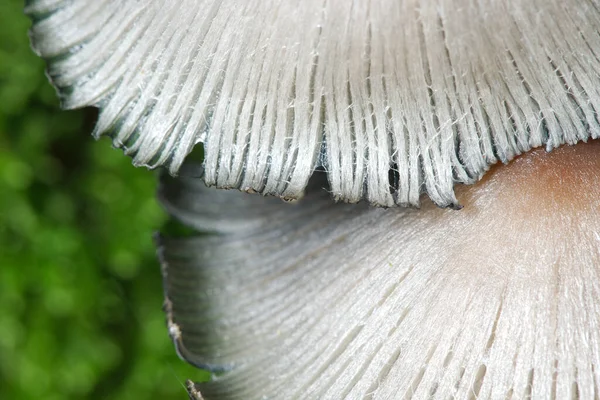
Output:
[{"left": 0, "top": 2, "right": 210, "bottom": 399}]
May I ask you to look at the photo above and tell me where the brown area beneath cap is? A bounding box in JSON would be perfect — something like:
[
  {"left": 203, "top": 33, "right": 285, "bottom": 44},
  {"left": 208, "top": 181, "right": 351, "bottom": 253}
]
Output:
[{"left": 457, "top": 140, "right": 600, "bottom": 214}]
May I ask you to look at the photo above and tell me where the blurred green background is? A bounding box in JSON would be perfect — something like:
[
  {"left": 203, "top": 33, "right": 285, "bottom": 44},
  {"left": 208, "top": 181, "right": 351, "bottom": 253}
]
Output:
[{"left": 0, "top": 1, "right": 208, "bottom": 398}]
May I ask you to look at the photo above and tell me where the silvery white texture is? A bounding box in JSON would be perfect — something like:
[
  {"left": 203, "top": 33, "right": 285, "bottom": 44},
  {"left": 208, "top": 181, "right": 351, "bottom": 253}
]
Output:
[
  {"left": 158, "top": 164, "right": 600, "bottom": 400},
  {"left": 27, "top": 0, "right": 600, "bottom": 207}
]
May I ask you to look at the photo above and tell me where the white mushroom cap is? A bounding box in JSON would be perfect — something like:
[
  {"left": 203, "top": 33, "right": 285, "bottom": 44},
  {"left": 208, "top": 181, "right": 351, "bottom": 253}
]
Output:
[
  {"left": 27, "top": 0, "right": 600, "bottom": 207},
  {"left": 158, "top": 142, "right": 600, "bottom": 399}
]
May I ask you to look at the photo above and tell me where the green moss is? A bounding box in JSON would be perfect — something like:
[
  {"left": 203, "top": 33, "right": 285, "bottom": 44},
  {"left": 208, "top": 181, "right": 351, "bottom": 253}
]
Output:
[
  {"left": 160, "top": 218, "right": 204, "bottom": 239},
  {"left": 0, "top": 1, "right": 207, "bottom": 398}
]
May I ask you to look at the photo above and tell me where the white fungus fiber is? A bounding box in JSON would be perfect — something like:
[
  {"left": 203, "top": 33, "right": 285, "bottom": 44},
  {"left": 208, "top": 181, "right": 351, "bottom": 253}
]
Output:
[
  {"left": 158, "top": 157, "right": 600, "bottom": 399},
  {"left": 28, "top": 0, "right": 600, "bottom": 207}
]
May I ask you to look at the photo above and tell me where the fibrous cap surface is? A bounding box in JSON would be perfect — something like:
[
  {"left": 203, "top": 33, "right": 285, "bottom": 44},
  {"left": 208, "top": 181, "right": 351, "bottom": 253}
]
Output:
[{"left": 28, "top": 0, "right": 600, "bottom": 207}]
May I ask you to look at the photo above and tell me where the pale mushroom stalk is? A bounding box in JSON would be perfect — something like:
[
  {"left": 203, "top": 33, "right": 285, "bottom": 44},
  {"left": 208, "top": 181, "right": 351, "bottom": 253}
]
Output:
[{"left": 27, "top": 0, "right": 600, "bottom": 399}]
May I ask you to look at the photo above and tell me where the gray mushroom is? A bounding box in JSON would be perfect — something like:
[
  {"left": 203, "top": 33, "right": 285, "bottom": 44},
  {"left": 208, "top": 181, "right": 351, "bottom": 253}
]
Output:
[{"left": 28, "top": 0, "right": 600, "bottom": 398}]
